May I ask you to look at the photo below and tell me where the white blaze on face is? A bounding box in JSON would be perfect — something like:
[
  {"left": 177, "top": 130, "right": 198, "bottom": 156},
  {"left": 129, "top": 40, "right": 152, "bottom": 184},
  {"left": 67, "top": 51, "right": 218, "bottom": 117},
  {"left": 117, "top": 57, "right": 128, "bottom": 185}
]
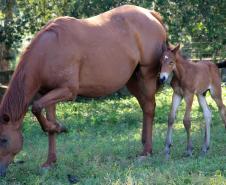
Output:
[
  {"left": 164, "top": 55, "right": 169, "bottom": 60},
  {"left": 160, "top": 72, "right": 169, "bottom": 81}
]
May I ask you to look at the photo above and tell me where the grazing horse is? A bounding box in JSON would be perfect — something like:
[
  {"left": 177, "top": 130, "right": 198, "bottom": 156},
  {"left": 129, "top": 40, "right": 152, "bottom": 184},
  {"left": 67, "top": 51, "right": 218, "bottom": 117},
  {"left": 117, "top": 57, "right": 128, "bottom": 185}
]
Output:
[
  {"left": 0, "top": 5, "right": 167, "bottom": 176},
  {"left": 159, "top": 44, "right": 226, "bottom": 158}
]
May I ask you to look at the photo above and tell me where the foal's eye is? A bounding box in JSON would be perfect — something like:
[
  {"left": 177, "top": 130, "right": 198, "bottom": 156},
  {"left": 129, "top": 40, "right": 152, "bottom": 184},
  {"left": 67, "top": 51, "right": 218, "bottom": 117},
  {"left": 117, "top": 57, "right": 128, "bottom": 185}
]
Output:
[{"left": 169, "top": 62, "right": 174, "bottom": 65}]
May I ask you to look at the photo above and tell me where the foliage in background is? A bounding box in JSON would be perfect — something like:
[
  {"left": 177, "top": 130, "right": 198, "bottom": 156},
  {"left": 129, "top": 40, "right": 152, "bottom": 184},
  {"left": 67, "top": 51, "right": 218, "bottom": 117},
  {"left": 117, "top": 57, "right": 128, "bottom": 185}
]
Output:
[{"left": 0, "top": 0, "right": 226, "bottom": 69}]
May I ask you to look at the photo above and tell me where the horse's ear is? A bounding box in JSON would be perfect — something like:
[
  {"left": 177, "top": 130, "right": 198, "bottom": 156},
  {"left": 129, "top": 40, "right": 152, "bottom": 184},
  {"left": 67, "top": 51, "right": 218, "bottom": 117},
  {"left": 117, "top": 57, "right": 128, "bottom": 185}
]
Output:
[
  {"left": 171, "top": 44, "right": 180, "bottom": 53},
  {"left": 2, "top": 114, "right": 10, "bottom": 123}
]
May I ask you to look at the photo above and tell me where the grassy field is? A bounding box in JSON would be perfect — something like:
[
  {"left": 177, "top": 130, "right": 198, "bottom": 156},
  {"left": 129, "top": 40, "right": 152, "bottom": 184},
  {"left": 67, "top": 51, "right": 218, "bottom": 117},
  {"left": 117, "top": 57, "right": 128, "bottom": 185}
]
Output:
[{"left": 0, "top": 86, "right": 226, "bottom": 185}]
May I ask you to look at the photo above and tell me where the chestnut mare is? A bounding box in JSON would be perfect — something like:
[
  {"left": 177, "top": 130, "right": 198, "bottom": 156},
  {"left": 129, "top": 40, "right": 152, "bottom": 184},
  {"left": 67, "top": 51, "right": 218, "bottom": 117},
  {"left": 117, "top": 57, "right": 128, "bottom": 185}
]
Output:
[
  {"left": 0, "top": 5, "right": 167, "bottom": 175},
  {"left": 160, "top": 44, "right": 226, "bottom": 159}
]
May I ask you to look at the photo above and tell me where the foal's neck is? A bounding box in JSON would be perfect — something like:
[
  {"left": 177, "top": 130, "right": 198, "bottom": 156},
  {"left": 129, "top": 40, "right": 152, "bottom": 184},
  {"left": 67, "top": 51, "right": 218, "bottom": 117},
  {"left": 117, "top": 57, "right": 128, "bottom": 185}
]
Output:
[{"left": 174, "top": 54, "right": 191, "bottom": 80}]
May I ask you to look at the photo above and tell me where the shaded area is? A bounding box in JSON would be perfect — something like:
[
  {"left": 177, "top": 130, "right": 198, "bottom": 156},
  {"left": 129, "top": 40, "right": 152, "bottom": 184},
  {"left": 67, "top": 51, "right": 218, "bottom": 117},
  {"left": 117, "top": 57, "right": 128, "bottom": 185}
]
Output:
[{"left": 0, "top": 87, "right": 226, "bottom": 184}]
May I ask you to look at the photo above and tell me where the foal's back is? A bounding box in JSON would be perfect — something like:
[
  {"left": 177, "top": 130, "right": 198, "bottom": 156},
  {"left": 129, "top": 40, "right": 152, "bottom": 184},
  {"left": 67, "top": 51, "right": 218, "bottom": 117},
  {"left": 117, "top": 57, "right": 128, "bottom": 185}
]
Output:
[{"left": 171, "top": 58, "right": 221, "bottom": 95}]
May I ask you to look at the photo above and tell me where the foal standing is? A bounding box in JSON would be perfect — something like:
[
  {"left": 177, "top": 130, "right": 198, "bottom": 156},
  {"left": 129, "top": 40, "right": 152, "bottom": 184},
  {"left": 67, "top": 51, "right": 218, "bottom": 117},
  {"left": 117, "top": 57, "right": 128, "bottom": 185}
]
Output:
[{"left": 159, "top": 44, "right": 226, "bottom": 158}]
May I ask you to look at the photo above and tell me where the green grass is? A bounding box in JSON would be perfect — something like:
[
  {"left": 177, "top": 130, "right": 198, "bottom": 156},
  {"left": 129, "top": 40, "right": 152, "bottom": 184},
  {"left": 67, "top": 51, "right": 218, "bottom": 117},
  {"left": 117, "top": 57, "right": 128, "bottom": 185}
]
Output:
[{"left": 1, "top": 86, "right": 226, "bottom": 185}]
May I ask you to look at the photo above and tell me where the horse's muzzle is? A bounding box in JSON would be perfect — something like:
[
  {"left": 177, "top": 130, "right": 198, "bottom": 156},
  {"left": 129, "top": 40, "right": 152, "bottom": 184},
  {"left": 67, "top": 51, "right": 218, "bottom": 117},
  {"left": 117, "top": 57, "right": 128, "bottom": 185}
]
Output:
[{"left": 0, "top": 163, "right": 7, "bottom": 177}]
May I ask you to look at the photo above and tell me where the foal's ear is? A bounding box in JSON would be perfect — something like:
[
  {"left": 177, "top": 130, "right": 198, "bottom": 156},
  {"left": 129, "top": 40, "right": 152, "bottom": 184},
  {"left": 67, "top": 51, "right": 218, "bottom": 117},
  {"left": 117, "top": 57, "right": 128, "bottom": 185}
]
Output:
[{"left": 171, "top": 44, "right": 180, "bottom": 53}]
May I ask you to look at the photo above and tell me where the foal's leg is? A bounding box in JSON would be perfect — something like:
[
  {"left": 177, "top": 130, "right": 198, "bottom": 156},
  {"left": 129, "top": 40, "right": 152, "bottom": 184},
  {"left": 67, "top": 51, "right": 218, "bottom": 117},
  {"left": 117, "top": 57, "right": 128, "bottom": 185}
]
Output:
[
  {"left": 197, "top": 95, "right": 212, "bottom": 155},
  {"left": 32, "top": 87, "right": 74, "bottom": 133},
  {"left": 183, "top": 93, "right": 194, "bottom": 156},
  {"left": 210, "top": 85, "right": 226, "bottom": 127},
  {"left": 165, "top": 93, "right": 182, "bottom": 159}
]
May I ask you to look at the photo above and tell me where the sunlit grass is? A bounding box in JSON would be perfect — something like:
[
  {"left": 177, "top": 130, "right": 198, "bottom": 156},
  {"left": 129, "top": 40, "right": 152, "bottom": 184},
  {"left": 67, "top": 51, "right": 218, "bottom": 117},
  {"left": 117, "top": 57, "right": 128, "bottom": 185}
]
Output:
[{"left": 0, "top": 86, "right": 226, "bottom": 184}]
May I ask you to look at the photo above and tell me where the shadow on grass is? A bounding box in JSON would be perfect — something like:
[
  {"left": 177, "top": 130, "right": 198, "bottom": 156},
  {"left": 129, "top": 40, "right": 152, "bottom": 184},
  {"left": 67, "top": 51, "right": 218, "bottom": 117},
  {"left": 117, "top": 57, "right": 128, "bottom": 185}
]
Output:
[{"left": 1, "top": 87, "right": 226, "bottom": 184}]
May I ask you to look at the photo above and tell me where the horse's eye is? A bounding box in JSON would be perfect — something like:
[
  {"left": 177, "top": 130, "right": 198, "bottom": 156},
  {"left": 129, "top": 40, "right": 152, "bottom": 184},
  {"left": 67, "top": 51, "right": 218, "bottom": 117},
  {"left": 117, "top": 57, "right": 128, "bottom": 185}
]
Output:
[{"left": 169, "top": 62, "right": 174, "bottom": 65}]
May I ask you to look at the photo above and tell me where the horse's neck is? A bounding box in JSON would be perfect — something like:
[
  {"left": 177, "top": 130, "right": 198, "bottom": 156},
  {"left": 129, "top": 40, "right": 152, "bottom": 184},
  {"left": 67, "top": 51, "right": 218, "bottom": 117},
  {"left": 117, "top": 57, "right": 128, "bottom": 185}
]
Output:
[
  {"left": 0, "top": 64, "right": 39, "bottom": 122},
  {"left": 174, "top": 54, "right": 191, "bottom": 80}
]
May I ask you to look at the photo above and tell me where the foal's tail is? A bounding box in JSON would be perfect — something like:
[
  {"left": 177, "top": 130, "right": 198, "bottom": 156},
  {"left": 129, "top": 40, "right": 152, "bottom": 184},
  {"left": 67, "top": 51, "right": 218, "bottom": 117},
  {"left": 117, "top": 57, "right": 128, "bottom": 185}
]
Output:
[{"left": 216, "top": 60, "right": 226, "bottom": 68}]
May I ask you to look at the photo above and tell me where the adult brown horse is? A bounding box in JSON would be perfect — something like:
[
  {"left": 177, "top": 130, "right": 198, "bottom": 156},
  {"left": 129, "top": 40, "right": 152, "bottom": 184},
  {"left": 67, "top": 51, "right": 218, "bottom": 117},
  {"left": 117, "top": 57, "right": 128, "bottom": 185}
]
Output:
[{"left": 0, "top": 5, "right": 167, "bottom": 176}]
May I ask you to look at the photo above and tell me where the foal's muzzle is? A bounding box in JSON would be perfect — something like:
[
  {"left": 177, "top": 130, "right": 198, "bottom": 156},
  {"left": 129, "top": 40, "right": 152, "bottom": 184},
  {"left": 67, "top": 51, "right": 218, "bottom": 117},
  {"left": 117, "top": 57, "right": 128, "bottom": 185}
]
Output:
[
  {"left": 159, "top": 76, "right": 166, "bottom": 84},
  {"left": 159, "top": 72, "right": 169, "bottom": 84}
]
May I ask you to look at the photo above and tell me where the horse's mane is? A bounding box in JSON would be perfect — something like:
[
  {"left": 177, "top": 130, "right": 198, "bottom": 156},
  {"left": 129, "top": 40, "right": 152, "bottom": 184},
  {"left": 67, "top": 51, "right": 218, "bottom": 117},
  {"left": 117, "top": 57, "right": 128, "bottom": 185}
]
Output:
[
  {"left": 0, "top": 19, "right": 60, "bottom": 122},
  {"left": 0, "top": 65, "right": 28, "bottom": 121}
]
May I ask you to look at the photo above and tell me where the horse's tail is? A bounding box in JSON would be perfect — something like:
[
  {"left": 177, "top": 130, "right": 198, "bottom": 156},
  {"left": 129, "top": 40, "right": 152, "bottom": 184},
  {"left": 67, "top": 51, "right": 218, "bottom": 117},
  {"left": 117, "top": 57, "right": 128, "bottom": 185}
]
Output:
[{"left": 216, "top": 60, "right": 226, "bottom": 68}]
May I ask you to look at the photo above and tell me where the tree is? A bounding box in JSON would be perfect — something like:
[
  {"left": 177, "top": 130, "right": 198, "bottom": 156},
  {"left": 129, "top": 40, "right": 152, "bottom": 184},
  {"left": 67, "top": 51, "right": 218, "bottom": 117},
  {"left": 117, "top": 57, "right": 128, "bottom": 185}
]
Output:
[{"left": 0, "top": 0, "right": 225, "bottom": 71}]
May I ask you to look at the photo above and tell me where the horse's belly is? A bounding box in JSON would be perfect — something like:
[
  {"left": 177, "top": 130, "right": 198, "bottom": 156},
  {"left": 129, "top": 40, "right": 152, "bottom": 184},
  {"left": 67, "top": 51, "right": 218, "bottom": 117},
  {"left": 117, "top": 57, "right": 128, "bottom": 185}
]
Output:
[{"left": 78, "top": 59, "right": 136, "bottom": 97}]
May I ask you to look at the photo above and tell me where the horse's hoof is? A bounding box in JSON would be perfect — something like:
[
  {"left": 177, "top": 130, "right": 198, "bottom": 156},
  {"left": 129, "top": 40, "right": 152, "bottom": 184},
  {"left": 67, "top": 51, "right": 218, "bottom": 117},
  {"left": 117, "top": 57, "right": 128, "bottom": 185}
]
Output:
[
  {"left": 137, "top": 155, "right": 148, "bottom": 162},
  {"left": 39, "top": 166, "right": 51, "bottom": 175},
  {"left": 56, "top": 123, "right": 68, "bottom": 133},
  {"left": 67, "top": 174, "right": 79, "bottom": 184},
  {"left": 59, "top": 124, "right": 68, "bottom": 133}
]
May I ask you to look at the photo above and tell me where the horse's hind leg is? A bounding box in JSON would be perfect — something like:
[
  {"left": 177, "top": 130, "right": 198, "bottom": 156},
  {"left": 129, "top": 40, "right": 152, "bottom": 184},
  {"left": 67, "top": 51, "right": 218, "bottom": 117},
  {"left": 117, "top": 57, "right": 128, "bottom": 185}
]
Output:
[
  {"left": 198, "top": 95, "right": 212, "bottom": 155},
  {"left": 127, "top": 71, "right": 158, "bottom": 155},
  {"left": 210, "top": 85, "right": 226, "bottom": 127},
  {"left": 183, "top": 93, "right": 194, "bottom": 156},
  {"left": 165, "top": 92, "right": 182, "bottom": 159}
]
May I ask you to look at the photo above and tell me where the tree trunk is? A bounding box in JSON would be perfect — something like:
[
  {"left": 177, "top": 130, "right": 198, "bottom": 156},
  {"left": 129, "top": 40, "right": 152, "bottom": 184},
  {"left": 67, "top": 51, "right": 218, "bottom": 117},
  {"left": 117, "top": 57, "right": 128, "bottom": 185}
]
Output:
[{"left": 0, "top": 0, "right": 15, "bottom": 70}]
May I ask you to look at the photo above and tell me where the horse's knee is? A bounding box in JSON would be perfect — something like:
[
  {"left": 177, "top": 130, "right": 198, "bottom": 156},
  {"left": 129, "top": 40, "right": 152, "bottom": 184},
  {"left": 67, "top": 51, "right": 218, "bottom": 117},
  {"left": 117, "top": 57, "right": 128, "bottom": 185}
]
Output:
[
  {"left": 142, "top": 101, "right": 156, "bottom": 116},
  {"left": 31, "top": 102, "right": 42, "bottom": 115}
]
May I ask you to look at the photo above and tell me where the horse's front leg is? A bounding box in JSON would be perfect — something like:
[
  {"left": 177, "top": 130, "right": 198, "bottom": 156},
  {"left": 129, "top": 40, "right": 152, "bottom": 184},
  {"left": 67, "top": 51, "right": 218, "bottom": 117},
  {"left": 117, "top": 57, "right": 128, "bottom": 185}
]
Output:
[
  {"left": 31, "top": 87, "right": 76, "bottom": 168},
  {"left": 31, "top": 106, "right": 66, "bottom": 133},
  {"left": 183, "top": 93, "right": 194, "bottom": 157},
  {"left": 41, "top": 104, "right": 58, "bottom": 168}
]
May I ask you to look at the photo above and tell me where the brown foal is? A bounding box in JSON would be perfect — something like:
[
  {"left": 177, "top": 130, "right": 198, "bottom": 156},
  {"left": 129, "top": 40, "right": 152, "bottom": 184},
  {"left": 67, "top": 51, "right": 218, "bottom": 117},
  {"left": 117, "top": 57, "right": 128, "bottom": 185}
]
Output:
[
  {"left": 160, "top": 44, "right": 226, "bottom": 158},
  {"left": 0, "top": 5, "right": 167, "bottom": 176}
]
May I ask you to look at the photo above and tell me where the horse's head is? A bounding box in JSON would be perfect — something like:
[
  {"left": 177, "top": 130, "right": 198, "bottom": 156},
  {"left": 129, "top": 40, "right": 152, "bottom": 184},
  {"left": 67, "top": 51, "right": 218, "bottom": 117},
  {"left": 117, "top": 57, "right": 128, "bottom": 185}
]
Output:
[
  {"left": 159, "top": 44, "right": 180, "bottom": 83},
  {"left": 0, "top": 114, "right": 23, "bottom": 176}
]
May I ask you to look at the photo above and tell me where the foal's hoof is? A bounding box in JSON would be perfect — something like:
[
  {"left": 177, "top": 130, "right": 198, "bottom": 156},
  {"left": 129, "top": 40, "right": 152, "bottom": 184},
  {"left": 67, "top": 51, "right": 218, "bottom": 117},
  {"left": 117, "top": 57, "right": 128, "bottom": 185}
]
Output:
[
  {"left": 165, "top": 153, "right": 170, "bottom": 160},
  {"left": 184, "top": 150, "right": 192, "bottom": 157},
  {"left": 200, "top": 147, "right": 209, "bottom": 157},
  {"left": 67, "top": 174, "right": 79, "bottom": 184}
]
